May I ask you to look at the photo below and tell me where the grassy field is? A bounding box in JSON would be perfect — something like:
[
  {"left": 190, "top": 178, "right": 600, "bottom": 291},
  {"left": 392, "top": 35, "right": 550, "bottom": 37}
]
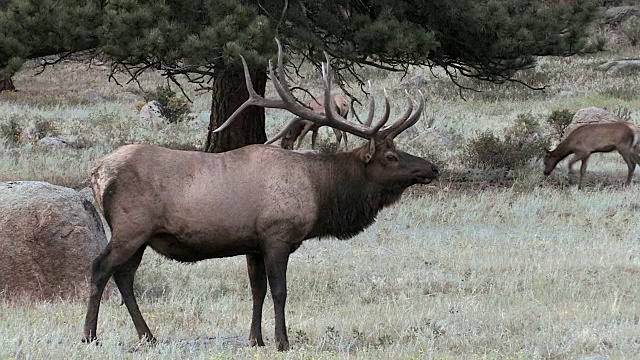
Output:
[{"left": 1, "top": 41, "right": 640, "bottom": 359}]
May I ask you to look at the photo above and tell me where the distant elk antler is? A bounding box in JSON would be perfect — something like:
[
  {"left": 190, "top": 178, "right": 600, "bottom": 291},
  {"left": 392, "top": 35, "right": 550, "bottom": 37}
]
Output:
[
  {"left": 83, "top": 39, "right": 439, "bottom": 352},
  {"left": 279, "top": 94, "right": 351, "bottom": 151}
]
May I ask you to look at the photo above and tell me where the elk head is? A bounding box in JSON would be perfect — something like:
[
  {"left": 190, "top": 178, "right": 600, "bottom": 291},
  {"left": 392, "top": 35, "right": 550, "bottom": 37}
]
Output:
[{"left": 279, "top": 119, "right": 305, "bottom": 150}]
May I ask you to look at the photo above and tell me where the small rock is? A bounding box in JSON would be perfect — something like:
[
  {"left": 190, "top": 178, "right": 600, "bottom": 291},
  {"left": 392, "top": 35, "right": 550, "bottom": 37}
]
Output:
[
  {"left": 18, "top": 127, "right": 39, "bottom": 143},
  {"left": 558, "top": 89, "right": 577, "bottom": 97},
  {"left": 401, "top": 74, "right": 427, "bottom": 88},
  {"left": 37, "top": 136, "right": 73, "bottom": 149},
  {"left": 575, "top": 355, "right": 609, "bottom": 360},
  {"left": 139, "top": 100, "right": 166, "bottom": 126}
]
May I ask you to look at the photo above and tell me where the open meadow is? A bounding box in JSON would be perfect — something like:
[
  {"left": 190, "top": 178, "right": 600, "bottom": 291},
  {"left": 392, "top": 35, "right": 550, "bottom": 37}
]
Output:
[{"left": 1, "top": 43, "right": 640, "bottom": 359}]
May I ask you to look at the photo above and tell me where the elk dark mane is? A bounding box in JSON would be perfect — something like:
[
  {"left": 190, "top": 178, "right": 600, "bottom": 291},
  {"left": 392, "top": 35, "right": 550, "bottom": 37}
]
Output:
[{"left": 307, "top": 151, "right": 403, "bottom": 240}]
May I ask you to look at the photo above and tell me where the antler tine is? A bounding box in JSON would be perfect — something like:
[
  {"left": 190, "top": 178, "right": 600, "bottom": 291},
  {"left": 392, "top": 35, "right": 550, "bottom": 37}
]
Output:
[
  {"left": 321, "top": 54, "right": 348, "bottom": 125},
  {"left": 379, "top": 89, "right": 414, "bottom": 137},
  {"left": 389, "top": 91, "right": 425, "bottom": 139},
  {"left": 363, "top": 81, "right": 376, "bottom": 126},
  {"left": 319, "top": 52, "right": 377, "bottom": 138},
  {"left": 214, "top": 56, "right": 286, "bottom": 133},
  {"left": 371, "top": 88, "right": 391, "bottom": 133},
  {"left": 322, "top": 62, "right": 336, "bottom": 124},
  {"left": 268, "top": 41, "right": 327, "bottom": 124},
  {"left": 364, "top": 88, "right": 392, "bottom": 156}
]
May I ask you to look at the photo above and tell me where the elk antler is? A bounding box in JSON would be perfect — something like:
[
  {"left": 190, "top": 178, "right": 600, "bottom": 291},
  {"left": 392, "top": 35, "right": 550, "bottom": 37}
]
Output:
[{"left": 214, "top": 39, "right": 425, "bottom": 150}]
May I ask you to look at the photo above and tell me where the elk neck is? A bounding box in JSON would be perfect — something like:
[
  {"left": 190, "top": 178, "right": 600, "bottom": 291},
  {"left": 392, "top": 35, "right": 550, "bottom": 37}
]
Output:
[
  {"left": 306, "top": 151, "right": 404, "bottom": 240},
  {"left": 549, "top": 141, "right": 574, "bottom": 163}
]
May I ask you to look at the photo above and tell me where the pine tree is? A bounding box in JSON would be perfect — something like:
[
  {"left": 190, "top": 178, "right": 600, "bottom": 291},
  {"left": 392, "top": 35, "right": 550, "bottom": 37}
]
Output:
[
  {"left": 0, "top": 0, "right": 597, "bottom": 151},
  {"left": 0, "top": 0, "right": 102, "bottom": 91}
]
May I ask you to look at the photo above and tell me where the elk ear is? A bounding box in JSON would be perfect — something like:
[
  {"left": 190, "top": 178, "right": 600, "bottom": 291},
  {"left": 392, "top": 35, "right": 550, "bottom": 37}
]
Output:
[{"left": 363, "top": 139, "right": 376, "bottom": 163}]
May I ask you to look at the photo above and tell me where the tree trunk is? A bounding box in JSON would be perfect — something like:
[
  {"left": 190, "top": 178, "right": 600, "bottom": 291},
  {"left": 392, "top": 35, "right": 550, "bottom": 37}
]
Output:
[
  {"left": 205, "top": 65, "right": 267, "bottom": 153},
  {"left": 0, "top": 76, "right": 15, "bottom": 93}
]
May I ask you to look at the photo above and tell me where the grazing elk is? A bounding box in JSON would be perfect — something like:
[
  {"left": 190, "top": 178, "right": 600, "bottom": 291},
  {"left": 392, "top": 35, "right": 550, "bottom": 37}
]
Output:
[
  {"left": 82, "top": 40, "right": 439, "bottom": 351},
  {"left": 279, "top": 94, "right": 350, "bottom": 151},
  {"left": 543, "top": 122, "right": 640, "bottom": 188}
]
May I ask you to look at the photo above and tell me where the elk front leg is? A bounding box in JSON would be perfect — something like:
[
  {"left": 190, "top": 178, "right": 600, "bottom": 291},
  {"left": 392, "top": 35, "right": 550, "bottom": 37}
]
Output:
[
  {"left": 246, "top": 253, "right": 267, "bottom": 347},
  {"left": 264, "top": 243, "right": 291, "bottom": 351},
  {"left": 83, "top": 231, "right": 151, "bottom": 343},
  {"left": 567, "top": 152, "right": 588, "bottom": 188}
]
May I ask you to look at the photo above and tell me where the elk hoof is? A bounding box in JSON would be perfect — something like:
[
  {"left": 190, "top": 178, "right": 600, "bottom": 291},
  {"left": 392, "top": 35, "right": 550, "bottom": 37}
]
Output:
[
  {"left": 141, "top": 334, "right": 157, "bottom": 343},
  {"left": 249, "top": 338, "right": 265, "bottom": 347},
  {"left": 276, "top": 341, "right": 290, "bottom": 351},
  {"left": 81, "top": 336, "right": 99, "bottom": 345}
]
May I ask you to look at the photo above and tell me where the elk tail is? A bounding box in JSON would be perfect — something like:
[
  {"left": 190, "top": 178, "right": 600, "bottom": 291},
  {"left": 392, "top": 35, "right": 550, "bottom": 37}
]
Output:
[
  {"left": 90, "top": 157, "right": 119, "bottom": 216},
  {"left": 630, "top": 125, "right": 640, "bottom": 165}
]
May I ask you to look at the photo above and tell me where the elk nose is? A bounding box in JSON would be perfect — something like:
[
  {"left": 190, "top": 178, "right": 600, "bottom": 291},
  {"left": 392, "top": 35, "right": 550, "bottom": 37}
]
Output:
[{"left": 431, "top": 164, "right": 440, "bottom": 176}]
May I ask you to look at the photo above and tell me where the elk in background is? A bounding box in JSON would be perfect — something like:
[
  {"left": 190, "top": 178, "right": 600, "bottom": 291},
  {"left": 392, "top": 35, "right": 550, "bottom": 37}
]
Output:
[
  {"left": 279, "top": 94, "right": 350, "bottom": 151},
  {"left": 82, "top": 39, "right": 439, "bottom": 351},
  {"left": 543, "top": 122, "right": 640, "bottom": 188}
]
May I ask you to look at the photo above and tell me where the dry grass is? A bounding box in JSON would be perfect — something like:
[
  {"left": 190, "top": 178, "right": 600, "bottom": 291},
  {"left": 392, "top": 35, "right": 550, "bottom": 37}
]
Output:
[{"left": 2, "top": 42, "right": 640, "bottom": 359}]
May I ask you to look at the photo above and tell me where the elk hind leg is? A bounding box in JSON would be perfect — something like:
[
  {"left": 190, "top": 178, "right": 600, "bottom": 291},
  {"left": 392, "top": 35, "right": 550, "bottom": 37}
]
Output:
[
  {"left": 113, "top": 246, "right": 154, "bottom": 341},
  {"left": 618, "top": 148, "right": 637, "bottom": 186},
  {"left": 83, "top": 231, "right": 151, "bottom": 343},
  {"left": 246, "top": 253, "right": 267, "bottom": 347}
]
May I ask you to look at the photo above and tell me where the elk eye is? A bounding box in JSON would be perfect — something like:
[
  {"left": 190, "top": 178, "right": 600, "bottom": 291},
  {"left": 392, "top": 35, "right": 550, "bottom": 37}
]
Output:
[{"left": 386, "top": 154, "right": 398, "bottom": 162}]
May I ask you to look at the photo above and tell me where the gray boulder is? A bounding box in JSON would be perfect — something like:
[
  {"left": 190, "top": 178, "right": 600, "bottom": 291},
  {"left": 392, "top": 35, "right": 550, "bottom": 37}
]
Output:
[
  {"left": 595, "top": 59, "right": 640, "bottom": 74},
  {"left": 0, "top": 181, "right": 111, "bottom": 299},
  {"left": 37, "top": 136, "right": 74, "bottom": 150},
  {"left": 572, "top": 107, "right": 619, "bottom": 124},
  {"left": 564, "top": 107, "right": 620, "bottom": 138}
]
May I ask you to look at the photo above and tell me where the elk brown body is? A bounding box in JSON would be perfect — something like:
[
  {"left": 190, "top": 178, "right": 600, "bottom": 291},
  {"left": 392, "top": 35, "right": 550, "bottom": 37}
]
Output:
[
  {"left": 280, "top": 94, "right": 350, "bottom": 150},
  {"left": 543, "top": 122, "right": 640, "bottom": 188},
  {"left": 82, "top": 40, "right": 439, "bottom": 351}
]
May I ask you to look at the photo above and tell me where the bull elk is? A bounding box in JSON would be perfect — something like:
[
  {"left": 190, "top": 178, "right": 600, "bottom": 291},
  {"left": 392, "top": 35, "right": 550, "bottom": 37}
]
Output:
[
  {"left": 279, "top": 94, "right": 350, "bottom": 151},
  {"left": 543, "top": 122, "right": 640, "bottom": 188},
  {"left": 82, "top": 40, "right": 440, "bottom": 351}
]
